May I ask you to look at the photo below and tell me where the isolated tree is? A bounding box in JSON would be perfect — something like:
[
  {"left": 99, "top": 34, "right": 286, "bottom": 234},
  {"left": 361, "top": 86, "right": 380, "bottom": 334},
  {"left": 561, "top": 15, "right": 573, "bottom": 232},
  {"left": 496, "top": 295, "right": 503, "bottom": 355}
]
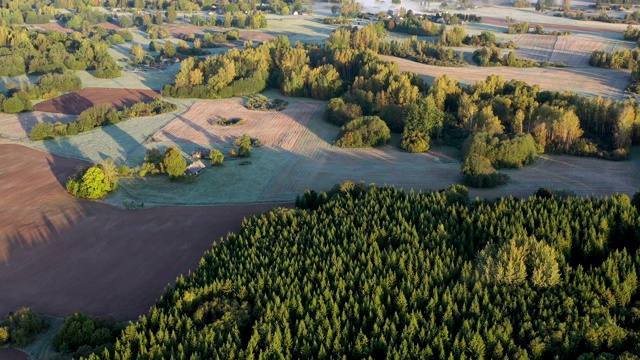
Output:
[
  {"left": 119, "top": 15, "right": 133, "bottom": 28},
  {"left": 563, "top": 0, "right": 571, "bottom": 11},
  {"left": 210, "top": 149, "right": 224, "bottom": 166},
  {"left": 167, "top": 7, "right": 177, "bottom": 23},
  {"left": 155, "top": 11, "right": 164, "bottom": 25},
  {"left": 77, "top": 166, "right": 110, "bottom": 199},
  {"left": 130, "top": 44, "right": 146, "bottom": 63},
  {"left": 162, "top": 146, "right": 186, "bottom": 179},
  {"left": 163, "top": 41, "right": 176, "bottom": 58}
]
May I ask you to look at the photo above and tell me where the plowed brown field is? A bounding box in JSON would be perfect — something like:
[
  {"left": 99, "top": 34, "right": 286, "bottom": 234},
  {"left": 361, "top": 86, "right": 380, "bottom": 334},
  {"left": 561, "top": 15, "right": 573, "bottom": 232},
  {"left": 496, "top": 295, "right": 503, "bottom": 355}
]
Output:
[
  {"left": 34, "top": 88, "right": 160, "bottom": 115},
  {"left": 0, "top": 144, "right": 286, "bottom": 320}
]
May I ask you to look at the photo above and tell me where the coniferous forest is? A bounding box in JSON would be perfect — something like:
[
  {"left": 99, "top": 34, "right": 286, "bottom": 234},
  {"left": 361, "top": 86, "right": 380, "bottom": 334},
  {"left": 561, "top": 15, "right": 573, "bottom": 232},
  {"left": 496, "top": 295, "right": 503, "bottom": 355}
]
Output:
[{"left": 88, "top": 184, "right": 640, "bottom": 359}]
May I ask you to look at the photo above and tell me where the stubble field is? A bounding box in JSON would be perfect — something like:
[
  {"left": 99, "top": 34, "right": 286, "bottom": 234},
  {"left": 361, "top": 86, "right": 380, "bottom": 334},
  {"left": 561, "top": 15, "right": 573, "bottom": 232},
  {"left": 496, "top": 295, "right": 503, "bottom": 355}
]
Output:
[
  {"left": 514, "top": 34, "right": 633, "bottom": 66},
  {"left": 383, "top": 55, "right": 631, "bottom": 100}
]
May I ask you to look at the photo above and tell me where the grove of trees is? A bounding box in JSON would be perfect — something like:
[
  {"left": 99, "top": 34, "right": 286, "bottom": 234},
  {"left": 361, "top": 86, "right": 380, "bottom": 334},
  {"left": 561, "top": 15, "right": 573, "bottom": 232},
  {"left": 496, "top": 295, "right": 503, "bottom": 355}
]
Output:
[
  {"left": 86, "top": 184, "right": 640, "bottom": 359},
  {"left": 0, "top": 26, "right": 122, "bottom": 78}
]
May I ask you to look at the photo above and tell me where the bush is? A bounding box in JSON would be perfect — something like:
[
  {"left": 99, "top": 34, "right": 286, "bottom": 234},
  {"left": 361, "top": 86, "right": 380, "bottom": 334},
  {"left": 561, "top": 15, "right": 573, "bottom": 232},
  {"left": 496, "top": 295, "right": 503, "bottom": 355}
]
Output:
[
  {"left": 210, "top": 149, "right": 224, "bottom": 166},
  {"left": 326, "top": 98, "right": 362, "bottom": 127},
  {"left": 94, "top": 58, "right": 121, "bottom": 79},
  {"left": 66, "top": 165, "right": 111, "bottom": 199},
  {"left": 6, "top": 308, "right": 46, "bottom": 347},
  {"left": 245, "top": 95, "right": 288, "bottom": 111},
  {"left": 232, "top": 135, "right": 253, "bottom": 158},
  {"left": 225, "top": 29, "right": 240, "bottom": 41},
  {"left": 401, "top": 130, "right": 430, "bottom": 153},
  {"left": 0, "top": 327, "right": 9, "bottom": 345},
  {"left": 507, "top": 22, "right": 529, "bottom": 34},
  {"left": 462, "top": 154, "right": 509, "bottom": 188},
  {"left": 30, "top": 122, "right": 55, "bottom": 140},
  {"left": 334, "top": 116, "right": 391, "bottom": 148},
  {"left": 2, "top": 96, "right": 26, "bottom": 113}
]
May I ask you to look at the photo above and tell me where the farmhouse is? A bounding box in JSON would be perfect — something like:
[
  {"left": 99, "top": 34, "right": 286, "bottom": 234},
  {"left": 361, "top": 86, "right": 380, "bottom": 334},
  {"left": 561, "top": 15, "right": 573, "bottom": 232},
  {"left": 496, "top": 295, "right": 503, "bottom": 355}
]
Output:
[{"left": 185, "top": 160, "right": 206, "bottom": 176}]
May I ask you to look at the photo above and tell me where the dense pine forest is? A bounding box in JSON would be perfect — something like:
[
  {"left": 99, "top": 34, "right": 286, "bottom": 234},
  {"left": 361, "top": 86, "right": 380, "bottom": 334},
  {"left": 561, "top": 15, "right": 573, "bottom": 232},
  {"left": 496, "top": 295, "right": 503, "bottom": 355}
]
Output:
[{"left": 88, "top": 184, "right": 640, "bottom": 359}]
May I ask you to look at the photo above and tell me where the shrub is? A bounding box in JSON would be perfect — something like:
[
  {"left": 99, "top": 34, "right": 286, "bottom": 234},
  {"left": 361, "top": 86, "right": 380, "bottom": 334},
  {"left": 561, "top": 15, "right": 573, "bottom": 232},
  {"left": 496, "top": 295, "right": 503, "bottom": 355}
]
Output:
[
  {"left": 2, "top": 96, "right": 26, "bottom": 113},
  {"left": 507, "top": 22, "right": 529, "bottom": 34},
  {"left": 94, "top": 59, "right": 121, "bottom": 79},
  {"left": 326, "top": 98, "right": 362, "bottom": 127},
  {"left": 77, "top": 104, "right": 120, "bottom": 132},
  {"left": 30, "top": 122, "right": 55, "bottom": 140},
  {"left": 334, "top": 116, "right": 391, "bottom": 148},
  {"left": 117, "top": 30, "right": 133, "bottom": 41},
  {"left": 6, "top": 308, "right": 45, "bottom": 347},
  {"left": 0, "top": 327, "right": 9, "bottom": 344},
  {"left": 233, "top": 135, "right": 253, "bottom": 157},
  {"left": 225, "top": 29, "right": 240, "bottom": 40},
  {"left": 245, "top": 95, "right": 288, "bottom": 111},
  {"left": 215, "top": 117, "right": 246, "bottom": 126},
  {"left": 210, "top": 149, "right": 224, "bottom": 166},
  {"left": 68, "top": 165, "right": 111, "bottom": 199},
  {"left": 462, "top": 154, "right": 509, "bottom": 188},
  {"left": 401, "top": 130, "right": 430, "bottom": 153}
]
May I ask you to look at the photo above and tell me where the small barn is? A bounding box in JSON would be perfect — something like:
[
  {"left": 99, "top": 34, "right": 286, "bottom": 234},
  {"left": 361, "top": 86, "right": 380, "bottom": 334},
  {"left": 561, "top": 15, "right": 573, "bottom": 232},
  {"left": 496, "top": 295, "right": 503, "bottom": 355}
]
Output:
[
  {"left": 184, "top": 160, "right": 206, "bottom": 176},
  {"left": 191, "top": 148, "right": 210, "bottom": 159}
]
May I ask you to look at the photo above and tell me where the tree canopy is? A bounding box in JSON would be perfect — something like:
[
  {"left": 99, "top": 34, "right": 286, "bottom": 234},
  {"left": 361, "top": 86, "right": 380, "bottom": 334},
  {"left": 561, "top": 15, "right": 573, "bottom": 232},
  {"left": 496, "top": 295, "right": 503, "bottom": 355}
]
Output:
[{"left": 88, "top": 184, "right": 640, "bottom": 359}]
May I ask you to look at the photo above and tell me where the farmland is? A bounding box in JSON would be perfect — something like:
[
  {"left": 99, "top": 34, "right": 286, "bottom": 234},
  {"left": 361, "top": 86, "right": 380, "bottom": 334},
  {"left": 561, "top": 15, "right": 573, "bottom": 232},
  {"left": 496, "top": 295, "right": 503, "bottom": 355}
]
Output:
[
  {"left": 0, "top": 112, "right": 77, "bottom": 140},
  {"left": 384, "top": 55, "right": 632, "bottom": 100},
  {"left": 0, "top": 144, "right": 287, "bottom": 319},
  {"left": 2, "top": 3, "right": 640, "bottom": 358},
  {"left": 34, "top": 88, "right": 160, "bottom": 115},
  {"left": 111, "top": 95, "right": 640, "bottom": 206},
  {"left": 514, "top": 34, "right": 633, "bottom": 66}
]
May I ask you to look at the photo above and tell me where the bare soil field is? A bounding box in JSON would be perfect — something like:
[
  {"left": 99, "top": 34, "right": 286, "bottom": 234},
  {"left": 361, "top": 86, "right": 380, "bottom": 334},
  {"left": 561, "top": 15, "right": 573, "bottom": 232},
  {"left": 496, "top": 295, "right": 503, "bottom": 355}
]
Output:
[
  {"left": 515, "top": 34, "right": 633, "bottom": 66},
  {"left": 383, "top": 55, "right": 631, "bottom": 100},
  {"left": 0, "top": 348, "right": 29, "bottom": 360},
  {"left": 34, "top": 88, "right": 160, "bottom": 115},
  {"left": 31, "top": 22, "right": 73, "bottom": 34},
  {"left": 153, "top": 98, "right": 324, "bottom": 151},
  {"left": 0, "top": 144, "right": 285, "bottom": 320},
  {"left": 0, "top": 112, "right": 76, "bottom": 140},
  {"left": 95, "top": 22, "right": 122, "bottom": 31}
]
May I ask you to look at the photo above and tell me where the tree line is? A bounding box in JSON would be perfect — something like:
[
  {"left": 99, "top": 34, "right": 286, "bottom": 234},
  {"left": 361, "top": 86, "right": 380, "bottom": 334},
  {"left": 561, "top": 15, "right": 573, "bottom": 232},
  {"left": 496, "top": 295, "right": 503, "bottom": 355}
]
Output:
[
  {"left": 30, "top": 98, "right": 177, "bottom": 140},
  {"left": 85, "top": 183, "right": 640, "bottom": 359}
]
